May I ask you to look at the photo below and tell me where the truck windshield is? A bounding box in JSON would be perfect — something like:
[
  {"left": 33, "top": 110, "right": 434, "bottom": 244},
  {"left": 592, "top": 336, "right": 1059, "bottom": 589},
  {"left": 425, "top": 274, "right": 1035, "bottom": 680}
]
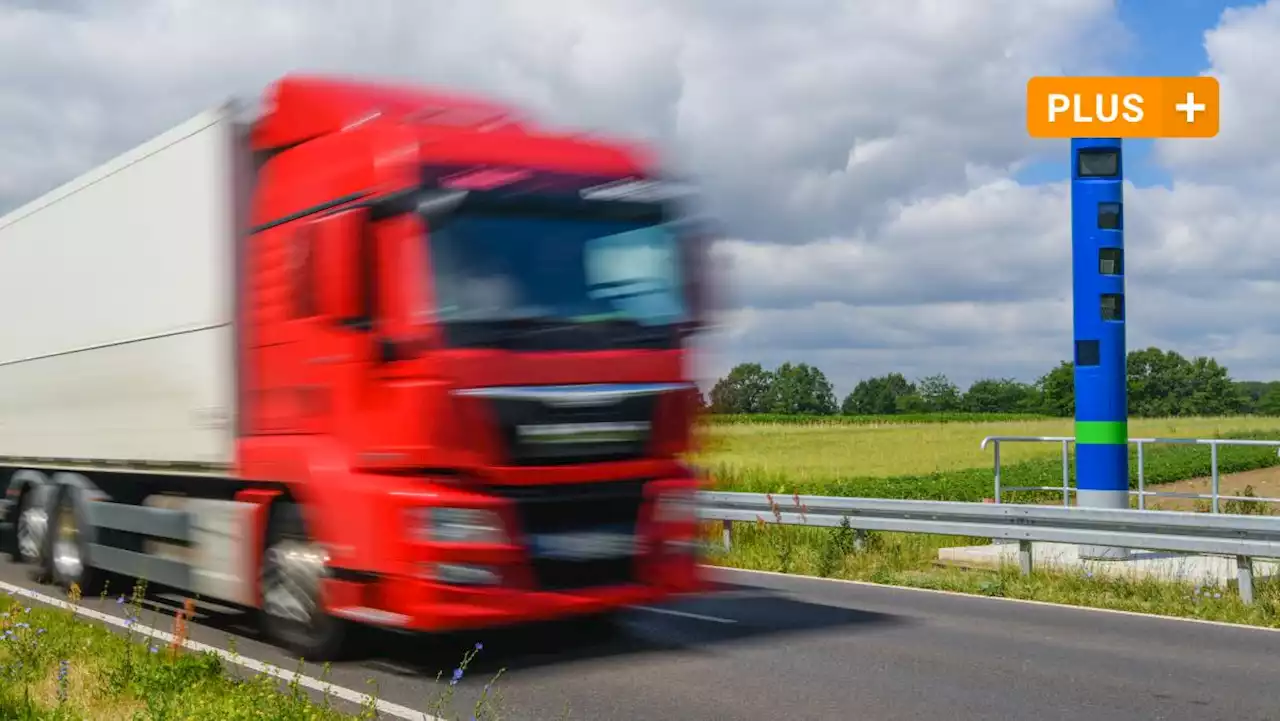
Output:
[{"left": 425, "top": 213, "right": 687, "bottom": 350}]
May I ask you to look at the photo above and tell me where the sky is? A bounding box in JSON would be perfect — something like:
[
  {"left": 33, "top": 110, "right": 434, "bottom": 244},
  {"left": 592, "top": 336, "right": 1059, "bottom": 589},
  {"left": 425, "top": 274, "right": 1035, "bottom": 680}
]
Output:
[{"left": 2, "top": 0, "right": 1279, "bottom": 399}]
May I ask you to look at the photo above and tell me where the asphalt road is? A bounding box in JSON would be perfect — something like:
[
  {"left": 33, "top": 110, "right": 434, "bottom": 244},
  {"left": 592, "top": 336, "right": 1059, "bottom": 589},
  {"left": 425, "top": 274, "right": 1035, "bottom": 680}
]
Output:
[{"left": 3, "top": 560, "right": 1280, "bottom": 721}]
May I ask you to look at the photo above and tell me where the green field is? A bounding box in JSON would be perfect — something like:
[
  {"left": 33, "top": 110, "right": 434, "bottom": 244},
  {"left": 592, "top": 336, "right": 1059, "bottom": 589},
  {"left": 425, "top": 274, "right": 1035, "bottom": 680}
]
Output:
[{"left": 695, "top": 415, "right": 1280, "bottom": 484}]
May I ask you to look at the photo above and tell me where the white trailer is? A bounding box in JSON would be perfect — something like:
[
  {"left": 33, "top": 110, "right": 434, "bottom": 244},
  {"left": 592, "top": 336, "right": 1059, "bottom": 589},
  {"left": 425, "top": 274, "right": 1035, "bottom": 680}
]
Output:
[
  {"left": 0, "top": 107, "right": 242, "bottom": 471},
  {"left": 0, "top": 107, "right": 262, "bottom": 609}
]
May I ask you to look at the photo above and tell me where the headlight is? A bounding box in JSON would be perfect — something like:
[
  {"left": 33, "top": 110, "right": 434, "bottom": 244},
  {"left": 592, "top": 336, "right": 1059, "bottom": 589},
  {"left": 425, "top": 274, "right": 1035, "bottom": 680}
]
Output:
[
  {"left": 409, "top": 507, "right": 507, "bottom": 544},
  {"left": 431, "top": 563, "right": 501, "bottom": 586},
  {"left": 434, "top": 508, "right": 506, "bottom": 543},
  {"left": 654, "top": 489, "right": 699, "bottom": 525}
]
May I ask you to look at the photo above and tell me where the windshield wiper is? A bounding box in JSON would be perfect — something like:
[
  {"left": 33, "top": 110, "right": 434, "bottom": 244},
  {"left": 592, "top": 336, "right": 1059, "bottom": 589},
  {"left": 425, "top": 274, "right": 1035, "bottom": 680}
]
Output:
[
  {"left": 445, "top": 316, "right": 675, "bottom": 349},
  {"left": 448, "top": 317, "right": 602, "bottom": 349},
  {"left": 578, "top": 319, "right": 676, "bottom": 347}
]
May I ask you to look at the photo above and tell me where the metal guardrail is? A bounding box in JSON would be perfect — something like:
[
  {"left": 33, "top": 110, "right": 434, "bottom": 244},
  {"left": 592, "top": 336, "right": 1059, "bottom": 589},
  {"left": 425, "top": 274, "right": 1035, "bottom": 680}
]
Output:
[
  {"left": 980, "top": 435, "right": 1280, "bottom": 513},
  {"left": 699, "top": 491, "right": 1280, "bottom": 604}
]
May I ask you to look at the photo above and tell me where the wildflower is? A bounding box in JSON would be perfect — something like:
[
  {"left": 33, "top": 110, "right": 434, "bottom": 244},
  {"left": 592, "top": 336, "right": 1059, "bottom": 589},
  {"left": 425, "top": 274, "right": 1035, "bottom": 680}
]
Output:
[
  {"left": 56, "top": 659, "right": 70, "bottom": 703},
  {"left": 117, "top": 596, "right": 125, "bottom": 605},
  {"left": 150, "top": 645, "right": 158, "bottom": 654},
  {"left": 474, "top": 642, "right": 483, "bottom": 651},
  {"left": 450, "top": 667, "right": 464, "bottom": 686}
]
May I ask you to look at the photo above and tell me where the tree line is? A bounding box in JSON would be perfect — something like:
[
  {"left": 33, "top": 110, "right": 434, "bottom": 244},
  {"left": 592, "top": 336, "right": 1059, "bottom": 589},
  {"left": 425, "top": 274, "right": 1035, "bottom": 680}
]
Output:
[{"left": 706, "top": 347, "right": 1280, "bottom": 417}]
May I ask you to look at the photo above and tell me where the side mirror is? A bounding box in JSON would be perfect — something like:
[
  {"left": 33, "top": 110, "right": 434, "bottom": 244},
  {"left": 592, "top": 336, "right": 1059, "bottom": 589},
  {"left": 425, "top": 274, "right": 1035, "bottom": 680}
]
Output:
[
  {"left": 308, "top": 208, "right": 370, "bottom": 328},
  {"left": 678, "top": 223, "right": 718, "bottom": 335}
]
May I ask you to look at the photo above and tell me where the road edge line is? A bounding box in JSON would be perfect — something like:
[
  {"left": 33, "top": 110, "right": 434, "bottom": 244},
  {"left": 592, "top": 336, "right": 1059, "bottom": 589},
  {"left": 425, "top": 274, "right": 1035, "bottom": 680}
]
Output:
[{"left": 0, "top": 580, "right": 443, "bottom": 721}]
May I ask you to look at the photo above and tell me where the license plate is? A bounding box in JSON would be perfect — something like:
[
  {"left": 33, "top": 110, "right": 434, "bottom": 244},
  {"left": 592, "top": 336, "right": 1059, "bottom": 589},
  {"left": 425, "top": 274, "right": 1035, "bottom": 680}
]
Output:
[{"left": 528, "top": 528, "right": 637, "bottom": 561}]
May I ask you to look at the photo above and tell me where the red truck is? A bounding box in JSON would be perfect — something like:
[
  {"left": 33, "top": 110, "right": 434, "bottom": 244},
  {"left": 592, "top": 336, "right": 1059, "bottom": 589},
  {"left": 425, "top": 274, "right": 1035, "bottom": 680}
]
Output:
[{"left": 0, "top": 74, "right": 712, "bottom": 660}]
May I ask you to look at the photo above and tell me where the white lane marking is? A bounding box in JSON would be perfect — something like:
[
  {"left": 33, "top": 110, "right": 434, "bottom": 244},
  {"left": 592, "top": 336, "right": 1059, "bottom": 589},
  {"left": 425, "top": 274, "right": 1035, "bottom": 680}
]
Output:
[
  {"left": 629, "top": 605, "right": 737, "bottom": 624},
  {"left": 0, "top": 580, "right": 444, "bottom": 721},
  {"left": 707, "top": 565, "right": 1280, "bottom": 635}
]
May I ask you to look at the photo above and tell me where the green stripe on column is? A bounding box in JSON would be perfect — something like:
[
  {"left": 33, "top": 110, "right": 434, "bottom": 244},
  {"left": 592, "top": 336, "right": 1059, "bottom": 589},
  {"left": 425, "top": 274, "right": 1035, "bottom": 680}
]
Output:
[{"left": 1075, "top": 420, "right": 1128, "bottom": 445}]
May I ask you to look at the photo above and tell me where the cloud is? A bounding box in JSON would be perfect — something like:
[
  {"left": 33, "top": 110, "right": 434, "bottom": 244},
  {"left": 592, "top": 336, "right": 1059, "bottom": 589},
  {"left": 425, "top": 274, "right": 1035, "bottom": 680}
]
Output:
[
  {"left": 2, "top": 0, "right": 1278, "bottom": 399},
  {"left": 1153, "top": 1, "right": 1280, "bottom": 190}
]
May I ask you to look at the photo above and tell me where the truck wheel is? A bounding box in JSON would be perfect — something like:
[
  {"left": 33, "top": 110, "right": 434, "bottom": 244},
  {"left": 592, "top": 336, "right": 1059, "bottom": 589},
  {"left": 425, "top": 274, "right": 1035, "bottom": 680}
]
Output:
[
  {"left": 47, "top": 485, "right": 105, "bottom": 597},
  {"left": 259, "top": 503, "right": 350, "bottom": 661},
  {"left": 13, "top": 486, "right": 48, "bottom": 570},
  {"left": 15, "top": 485, "right": 54, "bottom": 585}
]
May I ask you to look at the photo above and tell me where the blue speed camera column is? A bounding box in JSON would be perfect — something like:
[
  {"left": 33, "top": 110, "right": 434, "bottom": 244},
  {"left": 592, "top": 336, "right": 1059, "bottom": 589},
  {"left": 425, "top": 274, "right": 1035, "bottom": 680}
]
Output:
[{"left": 1071, "top": 138, "right": 1130, "bottom": 561}]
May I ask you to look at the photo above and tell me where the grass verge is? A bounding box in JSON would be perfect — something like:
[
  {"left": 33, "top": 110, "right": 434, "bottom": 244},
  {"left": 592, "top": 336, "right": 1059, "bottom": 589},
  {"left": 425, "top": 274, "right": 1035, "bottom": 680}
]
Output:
[
  {"left": 701, "top": 521, "right": 1280, "bottom": 627},
  {"left": 0, "top": 581, "right": 509, "bottom": 720}
]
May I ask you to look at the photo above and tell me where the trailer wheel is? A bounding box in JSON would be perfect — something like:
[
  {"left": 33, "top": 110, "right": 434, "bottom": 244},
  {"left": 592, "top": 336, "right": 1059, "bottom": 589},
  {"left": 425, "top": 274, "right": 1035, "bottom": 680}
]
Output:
[
  {"left": 259, "top": 503, "right": 350, "bottom": 661},
  {"left": 14, "top": 485, "right": 51, "bottom": 582},
  {"left": 47, "top": 485, "right": 105, "bottom": 597}
]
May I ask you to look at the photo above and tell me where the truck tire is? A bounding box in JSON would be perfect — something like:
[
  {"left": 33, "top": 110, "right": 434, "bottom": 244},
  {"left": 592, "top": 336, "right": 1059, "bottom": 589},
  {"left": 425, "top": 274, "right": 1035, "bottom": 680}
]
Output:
[
  {"left": 46, "top": 484, "right": 105, "bottom": 597},
  {"left": 259, "top": 503, "right": 350, "bottom": 661},
  {"left": 14, "top": 485, "right": 51, "bottom": 583}
]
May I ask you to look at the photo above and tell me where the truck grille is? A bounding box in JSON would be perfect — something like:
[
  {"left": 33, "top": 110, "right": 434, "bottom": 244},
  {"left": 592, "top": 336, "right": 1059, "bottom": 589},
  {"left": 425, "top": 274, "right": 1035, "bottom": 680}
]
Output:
[
  {"left": 484, "top": 392, "right": 659, "bottom": 466},
  {"left": 486, "top": 479, "right": 648, "bottom": 591}
]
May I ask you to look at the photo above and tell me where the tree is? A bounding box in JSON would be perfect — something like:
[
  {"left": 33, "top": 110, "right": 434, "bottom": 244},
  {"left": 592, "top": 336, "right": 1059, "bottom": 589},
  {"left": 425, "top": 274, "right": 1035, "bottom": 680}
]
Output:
[
  {"left": 895, "top": 392, "right": 930, "bottom": 414},
  {"left": 916, "top": 374, "right": 961, "bottom": 412},
  {"left": 1127, "top": 347, "right": 1190, "bottom": 417},
  {"left": 1259, "top": 386, "right": 1280, "bottom": 416},
  {"left": 1035, "top": 361, "right": 1074, "bottom": 417},
  {"left": 842, "top": 373, "right": 915, "bottom": 415},
  {"left": 1235, "top": 380, "right": 1277, "bottom": 412},
  {"left": 708, "top": 363, "right": 774, "bottom": 414},
  {"left": 764, "top": 362, "right": 838, "bottom": 415},
  {"left": 962, "top": 378, "right": 1037, "bottom": 413},
  {"left": 1183, "top": 355, "right": 1247, "bottom": 416},
  {"left": 1127, "top": 347, "right": 1245, "bottom": 417},
  {"left": 704, "top": 344, "right": 1268, "bottom": 419}
]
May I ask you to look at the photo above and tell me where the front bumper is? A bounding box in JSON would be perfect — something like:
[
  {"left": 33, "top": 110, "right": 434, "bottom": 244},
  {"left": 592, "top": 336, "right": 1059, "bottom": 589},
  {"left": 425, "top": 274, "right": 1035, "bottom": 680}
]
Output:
[
  {"left": 325, "top": 550, "right": 705, "bottom": 632},
  {"left": 321, "top": 471, "right": 707, "bottom": 632}
]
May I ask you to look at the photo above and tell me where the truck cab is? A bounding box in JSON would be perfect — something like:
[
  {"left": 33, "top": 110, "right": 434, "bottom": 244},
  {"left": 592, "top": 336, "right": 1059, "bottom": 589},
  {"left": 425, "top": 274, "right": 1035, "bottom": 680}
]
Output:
[{"left": 238, "top": 76, "right": 712, "bottom": 657}]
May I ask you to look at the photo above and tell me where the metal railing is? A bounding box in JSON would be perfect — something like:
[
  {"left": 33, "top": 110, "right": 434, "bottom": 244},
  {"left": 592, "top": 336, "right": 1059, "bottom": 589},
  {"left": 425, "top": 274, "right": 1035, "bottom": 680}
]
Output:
[
  {"left": 700, "top": 490, "right": 1280, "bottom": 604},
  {"left": 980, "top": 435, "right": 1280, "bottom": 513}
]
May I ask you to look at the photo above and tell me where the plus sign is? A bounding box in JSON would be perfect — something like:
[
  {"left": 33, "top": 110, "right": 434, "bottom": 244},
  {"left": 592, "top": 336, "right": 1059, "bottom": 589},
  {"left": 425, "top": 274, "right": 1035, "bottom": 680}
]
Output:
[{"left": 1175, "top": 91, "right": 1206, "bottom": 123}]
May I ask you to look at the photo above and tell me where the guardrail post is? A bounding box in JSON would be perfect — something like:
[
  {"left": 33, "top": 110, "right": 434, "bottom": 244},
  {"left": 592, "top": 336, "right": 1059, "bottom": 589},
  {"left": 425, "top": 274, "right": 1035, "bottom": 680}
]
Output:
[
  {"left": 992, "top": 440, "right": 1002, "bottom": 503},
  {"left": 1136, "top": 441, "right": 1146, "bottom": 510},
  {"left": 1018, "top": 540, "right": 1033, "bottom": 576},
  {"left": 1060, "top": 439, "right": 1070, "bottom": 507},
  {"left": 854, "top": 529, "right": 868, "bottom": 552},
  {"left": 1237, "top": 555, "right": 1254, "bottom": 605},
  {"left": 1211, "top": 442, "right": 1221, "bottom": 514},
  {"left": 722, "top": 520, "right": 732, "bottom": 552}
]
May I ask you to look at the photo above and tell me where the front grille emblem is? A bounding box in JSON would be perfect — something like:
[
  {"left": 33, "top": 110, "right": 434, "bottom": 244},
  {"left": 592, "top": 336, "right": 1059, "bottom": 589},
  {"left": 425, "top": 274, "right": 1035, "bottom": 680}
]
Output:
[{"left": 516, "top": 421, "right": 650, "bottom": 445}]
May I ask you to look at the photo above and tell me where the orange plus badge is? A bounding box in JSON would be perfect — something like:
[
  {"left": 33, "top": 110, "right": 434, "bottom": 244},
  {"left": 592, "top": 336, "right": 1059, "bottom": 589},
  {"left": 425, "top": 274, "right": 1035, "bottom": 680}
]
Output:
[{"left": 1026, "top": 76, "right": 1220, "bottom": 139}]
